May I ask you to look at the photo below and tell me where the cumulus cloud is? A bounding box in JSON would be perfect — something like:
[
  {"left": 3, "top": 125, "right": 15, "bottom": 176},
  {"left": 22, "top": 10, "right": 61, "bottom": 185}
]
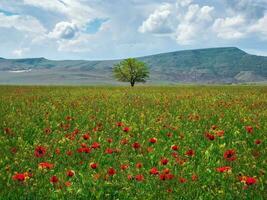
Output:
[
  {"left": 49, "top": 21, "right": 78, "bottom": 40},
  {"left": 139, "top": 1, "right": 214, "bottom": 44},
  {"left": 212, "top": 15, "right": 246, "bottom": 39},
  {"left": 138, "top": 3, "right": 173, "bottom": 34}
]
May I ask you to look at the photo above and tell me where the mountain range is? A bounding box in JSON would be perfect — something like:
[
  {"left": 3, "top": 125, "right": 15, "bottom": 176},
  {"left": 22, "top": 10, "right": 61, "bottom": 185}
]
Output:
[{"left": 0, "top": 47, "right": 266, "bottom": 85}]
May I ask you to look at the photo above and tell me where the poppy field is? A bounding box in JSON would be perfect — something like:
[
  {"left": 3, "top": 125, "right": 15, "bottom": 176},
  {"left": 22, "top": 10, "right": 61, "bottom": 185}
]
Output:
[{"left": 0, "top": 85, "right": 266, "bottom": 199}]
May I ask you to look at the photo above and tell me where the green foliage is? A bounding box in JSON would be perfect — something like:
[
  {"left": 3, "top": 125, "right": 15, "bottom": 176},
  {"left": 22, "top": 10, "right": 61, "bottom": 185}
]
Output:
[{"left": 113, "top": 58, "right": 149, "bottom": 86}]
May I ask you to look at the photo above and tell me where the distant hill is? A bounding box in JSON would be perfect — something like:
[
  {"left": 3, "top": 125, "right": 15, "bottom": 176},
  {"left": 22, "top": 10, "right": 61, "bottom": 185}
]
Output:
[{"left": 0, "top": 47, "right": 266, "bottom": 84}]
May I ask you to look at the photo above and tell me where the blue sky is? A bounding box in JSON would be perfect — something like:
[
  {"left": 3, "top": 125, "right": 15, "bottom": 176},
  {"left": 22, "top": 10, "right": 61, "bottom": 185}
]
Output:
[{"left": 0, "top": 0, "right": 267, "bottom": 60}]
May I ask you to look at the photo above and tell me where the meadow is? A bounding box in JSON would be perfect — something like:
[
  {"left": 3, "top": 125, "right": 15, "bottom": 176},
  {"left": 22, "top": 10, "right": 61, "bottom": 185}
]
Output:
[{"left": 0, "top": 85, "right": 266, "bottom": 199}]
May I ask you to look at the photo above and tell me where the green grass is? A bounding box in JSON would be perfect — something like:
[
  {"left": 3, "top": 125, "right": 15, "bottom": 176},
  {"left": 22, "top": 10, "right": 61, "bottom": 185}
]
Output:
[{"left": 0, "top": 85, "right": 266, "bottom": 199}]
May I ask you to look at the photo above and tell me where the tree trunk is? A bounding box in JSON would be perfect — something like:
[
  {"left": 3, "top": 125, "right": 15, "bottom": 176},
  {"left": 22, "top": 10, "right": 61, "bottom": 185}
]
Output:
[{"left": 131, "top": 81, "right": 135, "bottom": 87}]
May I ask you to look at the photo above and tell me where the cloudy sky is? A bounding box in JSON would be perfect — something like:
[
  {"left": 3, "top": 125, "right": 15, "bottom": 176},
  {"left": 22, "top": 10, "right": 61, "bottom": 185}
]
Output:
[{"left": 0, "top": 0, "right": 267, "bottom": 60}]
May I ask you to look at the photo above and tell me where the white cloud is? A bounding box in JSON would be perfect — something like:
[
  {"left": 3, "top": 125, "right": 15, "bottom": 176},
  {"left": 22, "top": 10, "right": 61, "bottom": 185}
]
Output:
[
  {"left": 212, "top": 15, "right": 247, "bottom": 39},
  {"left": 139, "top": 1, "right": 214, "bottom": 44},
  {"left": 0, "top": 12, "right": 46, "bottom": 34},
  {"left": 249, "top": 13, "right": 267, "bottom": 39},
  {"left": 12, "top": 48, "right": 30, "bottom": 57},
  {"left": 49, "top": 21, "right": 78, "bottom": 40},
  {"left": 23, "top": 0, "right": 101, "bottom": 26},
  {"left": 138, "top": 3, "right": 173, "bottom": 34}
]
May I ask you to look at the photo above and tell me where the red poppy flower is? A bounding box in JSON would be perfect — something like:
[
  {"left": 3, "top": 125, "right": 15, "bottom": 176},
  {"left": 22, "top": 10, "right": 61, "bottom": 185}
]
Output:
[
  {"left": 245, "top": 126, "right": 253, "bottom": 133},
  {"left": 34, "top": 146, "right": 47, "bottom": 158},
  {"left": 117, "top": 122, "right": 124, "bottom": 127},
  {"left": 149, "top": 167, "right": 159, "bottom": 175},
  {"left": 66, "top": 150, "right": 73, "bottom": 156},
  {"left": 245, "top": 177, "right": 257, "bottom": 185},
  {"left": 65, "top": 181, "right": 72, "bottom": 187},
  {"left": 44, "top": 127, "right": 52, "bottom": 134},
  {"left": 216, "top": 166, "right": 232, "bottom": 173},
  {"left": 135, "top": 174, "right": 144, "bottom": 181},
  {"left": 162, "top": 168, "right": 170, "bottom": 174},
  {"left": 107, "top": 168, "right": 116, "bottom": 176},
  {"left": 107, "top": 138, "right": 113, "bottom": 143},
  {"left": 136, "top": 162, "right": 143, "bottom": 168},
  {"left": 120, "top": 164, "right": 129, "bottom": 170},
  {"left": 4, "top": 127, "right": 12, "bottom": 135},
  {"left": 179, "top": 177, "right": 187, "bottom": 183},
  {"left": 10, "top": 147, "right": 17, "bottom": 154},
  {"left": 67, "top": 170, "right": 75, "bottom": 177},
  {"left": 149, "top": 137, "right": 157, "bottom": 144},
  {"left": 192, "top": 174, "right": 198, "bottom": 181},
  {"left": 216, "top": 130, "right": 225, "bottom": 137},
  {"left": 13, "top": 173, "right": 26, "bottom": 182},
  {"left": 55, "top": 148, "right": 60, "bottom": 155},
  {"left": 123, "top": 127, "right": 130, "bottom": 132},
  {"left": 132, "top": 142, "right": 141, "bottom": 150},
  {"left": 105, "top": 148, "right": 113, "bottom": 154},
  {"left": 127, "top": 175, "right": 133, "bottom": 180},
  {"left": 77, "top": 147, "right": 91, "bottom": 154},
  {"left": 255, "top": 139, "right": 261, "bottom": 145},
  {"left": 205, "top": 133, "right": 215, "bottom": 140},
  {"left": 39, "top": 162, "right": 54, "bottom": 169},
  {"left": 224, "top": 149, "right": 237, "bottom": 161},
  {"left": 83, "top": 133, "right": 90, "bottom": 140},
  {"left": 50, "top": 175, "right": 59, "bottom": 184},
  {"left": 160, "top": 158, "right": 169, "bottom": 165},
  {"left": 185, "top": 149, "right": 195, "bottom": 157},
  {"left": 90, "top": 162, "right": 98, "bottom": 169},
  {"left": 171, "top": 145, "right": 179, "bottom": 151},
  {"left": 91, "top": 142, "right": 100, "bottom": 149},
  {"left": 120, "top": 138, "right": 129, "bottom": 145}
]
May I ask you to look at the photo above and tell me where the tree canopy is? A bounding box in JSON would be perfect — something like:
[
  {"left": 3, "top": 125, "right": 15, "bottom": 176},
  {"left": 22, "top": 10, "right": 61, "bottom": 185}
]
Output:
[{"left": 113, "top": 58, "right": 149, "bottom": 87}]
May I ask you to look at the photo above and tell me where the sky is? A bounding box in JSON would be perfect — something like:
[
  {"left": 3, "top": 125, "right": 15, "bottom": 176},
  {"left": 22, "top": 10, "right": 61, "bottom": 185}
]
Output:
[{"left": 0, "top": 0, "right": 267, "bottom": 60}]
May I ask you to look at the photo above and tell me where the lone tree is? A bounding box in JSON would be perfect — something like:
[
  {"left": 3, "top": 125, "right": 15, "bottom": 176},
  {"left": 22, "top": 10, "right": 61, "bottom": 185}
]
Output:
[{"left": 113, "top": 58, "right": 149, "bottom": 87}]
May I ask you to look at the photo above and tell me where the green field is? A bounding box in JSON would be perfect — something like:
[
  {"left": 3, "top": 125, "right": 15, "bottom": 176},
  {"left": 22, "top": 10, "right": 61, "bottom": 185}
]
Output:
[{"left": 0, "top": 86, "right": 266, "bottom": 199}]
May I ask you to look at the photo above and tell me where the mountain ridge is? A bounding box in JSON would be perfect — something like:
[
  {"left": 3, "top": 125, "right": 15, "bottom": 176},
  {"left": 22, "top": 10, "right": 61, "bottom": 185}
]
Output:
[{"left": 0, "top": 47, "right": 266, "bottom": 84}]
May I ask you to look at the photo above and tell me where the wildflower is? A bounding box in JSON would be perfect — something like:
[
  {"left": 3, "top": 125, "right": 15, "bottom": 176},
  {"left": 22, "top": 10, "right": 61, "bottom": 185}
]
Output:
[
  {"left": 192, "top": 174, "right": 198, "bottom": 181},
  {"left": 120, "top": 164, "right": 129, "bottom": 171},
  {"left": 105, "top": 148, "right": 113, "bottom": 154},
  {"left": 117, "top": 122, "right": 124, "bottom": 127},
  {"left": 123, "top": 127, "right": 130, "bottom": 132},
  {"left": 245, "top": 126, "right": 253, "bottom": 133},
  {"left": 136, "top": 162, "right": 143, "bottom": 168},
  {"left": 107, "top": 168, "right": 116, "bottom": 176},
  {"left": 67, "top": 170, "right": 75, "bottom": 177},
  {"left": 216, "top": 166, "right": 232, "bottom": 173},
  {"left": 65, "top": 181, "right": 72, "bottom": 187},
  {"left": 171, "top": 145, "right": 179, "bottom": 151},
  {"left": 160, "top": 158, "right": 169, "bottom": 165},
  {"left": 90, "top": 162, "right": 98, "bottom": 169},
  {"left": 224, "top": 149, "right": 237, "bottom": 161},
  {"left": 34, "top": 146, "right": 47, "bottom": 158},
  {"left": 38, "top": 162, "right": 54, "bottom": 169},
  {"left": 132, "top": 142, "right": 141, "bottom": 150},
  {"left": 12, "top": 173, "right": 26, "bottom": 182},
  {"left": 205, "top": 133, "right": 215, "bottom": 140},
  {"left": 255, "top": 139, "right": 261, "bottom": 145},
  {"left": 91, "top": 142, "right": 100, "bottom": 149},
  {"left": 135, "top": 174, "right": 144, "bottom": 181},
  {"left": 185, "top": 149, "right": 195, "bottom": 157},
  {"left": 149, "top": 167, "right": 159, "bottom": 175},
  {"left": 149, "top": 137, "right": 157, "bottom": 144},
  {"left": 179, "top": 177, "right": 187, "bottom": 183},
  {"left": 50, "top": 176, "right": 59, "bottom": 184},
  {"left": 83, "top": 133, "right": 90, "bottom": 140}
]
